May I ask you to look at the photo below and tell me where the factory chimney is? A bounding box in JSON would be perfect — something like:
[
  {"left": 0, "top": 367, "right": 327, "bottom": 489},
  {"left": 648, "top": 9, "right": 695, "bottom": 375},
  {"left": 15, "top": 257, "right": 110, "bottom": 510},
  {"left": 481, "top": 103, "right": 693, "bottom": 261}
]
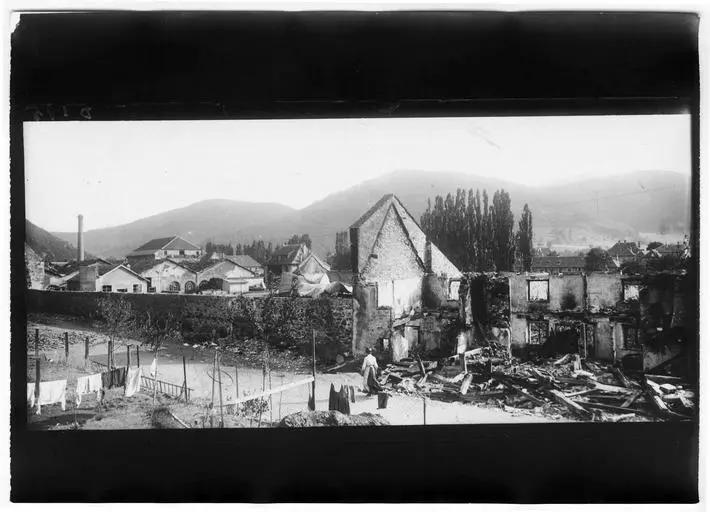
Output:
[{"left": 77, "top": 214, "right": 84, "bottom": 262}]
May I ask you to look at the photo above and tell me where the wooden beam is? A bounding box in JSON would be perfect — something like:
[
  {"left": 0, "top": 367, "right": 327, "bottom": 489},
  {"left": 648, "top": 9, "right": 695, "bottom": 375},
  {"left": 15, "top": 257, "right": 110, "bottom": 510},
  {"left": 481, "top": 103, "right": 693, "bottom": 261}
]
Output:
[
  {"left": 219, "top": 376, "right": 315, "bottom": 407},
  {"left": 612, "top": 367, "right": 632, "bottom": 388},
  {"left": 548, "top": 389, "right": 592, "bottom": 419},
  {"left": 621, "top": 391, "right": 642, "bottom": 408}
]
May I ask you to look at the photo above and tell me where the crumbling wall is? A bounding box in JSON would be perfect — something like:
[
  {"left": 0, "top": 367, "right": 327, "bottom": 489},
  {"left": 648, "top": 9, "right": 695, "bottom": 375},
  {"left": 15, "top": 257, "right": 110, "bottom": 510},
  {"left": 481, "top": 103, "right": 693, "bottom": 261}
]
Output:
[
  {"left": 586, "top": 272, "right": 622, "bottom": 313},
  {"left": 510, "top": 274, "right": 584, "bottom": 313},
  {"left": 26, "top": 290, "right": 354, "bottom": 350},
  {"left": 352, "top": 283, "right": 392, "bottom": 354}
]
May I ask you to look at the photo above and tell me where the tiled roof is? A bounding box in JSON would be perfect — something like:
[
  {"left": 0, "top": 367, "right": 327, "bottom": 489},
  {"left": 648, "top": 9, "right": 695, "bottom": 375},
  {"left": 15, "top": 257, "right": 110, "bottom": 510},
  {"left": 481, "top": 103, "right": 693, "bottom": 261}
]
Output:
[
  {"left": 270, "top": 244, "right": 304, "bottom": 264},
  {"left": 531, "top": 256, "right": 586, "bottom": 269},
  {"left": 181, "top": 256, "right": 221, "bottom": 273},
  {"left": 228, "top": 254, "right": 263, "bottom": 268},
  {"left": 162, "top": 237, "right": 201, "bottom": 251},
  {"left": 127, "top": 258, "right": 196, "bottom": 275},
  {"left": 132, "top": 237, "right": 176, "bottom": 252},
  {"left": 350, "top": 193, "right": 395, "bottom": 229},
  {"left": 607, "top": 241, "right": 640, "bottom": 257}
]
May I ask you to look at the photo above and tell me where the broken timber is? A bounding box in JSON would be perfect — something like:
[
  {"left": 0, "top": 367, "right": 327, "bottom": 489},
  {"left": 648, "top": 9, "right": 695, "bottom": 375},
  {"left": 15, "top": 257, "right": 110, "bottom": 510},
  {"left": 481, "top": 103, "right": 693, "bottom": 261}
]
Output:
[{"left": 548, "top": 389, "right": 592, "bottom": 419}]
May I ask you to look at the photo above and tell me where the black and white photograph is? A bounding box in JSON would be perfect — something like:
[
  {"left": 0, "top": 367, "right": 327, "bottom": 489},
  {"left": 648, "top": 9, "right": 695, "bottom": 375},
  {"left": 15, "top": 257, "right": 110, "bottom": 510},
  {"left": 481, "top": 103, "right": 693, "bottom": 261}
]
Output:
[
  {"left": 8, "top": 8, "right": 700, "bottom": 504},
  {"left": 21, "top": 114, "right": 695, "bottom": 429}
]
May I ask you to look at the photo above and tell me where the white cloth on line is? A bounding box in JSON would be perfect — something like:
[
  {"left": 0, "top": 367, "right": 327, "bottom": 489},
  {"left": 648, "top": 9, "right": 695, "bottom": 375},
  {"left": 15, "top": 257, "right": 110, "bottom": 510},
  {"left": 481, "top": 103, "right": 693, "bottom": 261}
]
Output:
[
  {"left": 124, "top": 367, "right": 142, "bottom": 397},
  {"left": 75, "top": 373, "right": 102, "bottom": 406},
  {"left": 27, "top": 383, "right": 35, "bottom": 408},
  {"left": 150, "top": 358, "right": 157, "bottom": 377},
  {"left": 36, "top": 379, "right": 67, "bottom": 414}
]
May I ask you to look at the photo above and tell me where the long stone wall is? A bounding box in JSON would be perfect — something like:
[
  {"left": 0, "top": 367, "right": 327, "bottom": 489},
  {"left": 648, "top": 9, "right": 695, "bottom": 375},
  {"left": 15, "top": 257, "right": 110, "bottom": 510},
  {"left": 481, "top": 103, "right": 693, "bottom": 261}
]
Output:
[{"left": 25, "top": 290, "right": 353, "bottom": 350}]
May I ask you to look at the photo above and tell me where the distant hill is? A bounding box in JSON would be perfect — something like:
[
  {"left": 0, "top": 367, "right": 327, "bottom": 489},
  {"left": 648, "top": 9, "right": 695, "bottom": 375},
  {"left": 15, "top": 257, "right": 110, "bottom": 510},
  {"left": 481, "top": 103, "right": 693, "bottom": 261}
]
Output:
[
  {"left": 26, "top": 219, "right": 85, "bottom": 261},
  {"left": 52, "top": 199, "right": 296, "bottom": 259},
  {"left": 50, "top": 170, "right": 690, "bottom": 258}
]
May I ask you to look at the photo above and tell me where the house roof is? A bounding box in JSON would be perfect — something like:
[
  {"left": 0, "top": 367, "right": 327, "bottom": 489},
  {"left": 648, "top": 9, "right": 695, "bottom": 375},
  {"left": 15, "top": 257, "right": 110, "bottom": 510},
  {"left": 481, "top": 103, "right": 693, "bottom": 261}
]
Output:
[
  {"left": 228, "top": 254, "right": 263, "bottom": 268},
  {"left": 350, "top": 194, "right": 461, "bottom": 278},
  {"left": 296, "top": 252, "right": 331, "bottom": 274},
  {"left": 127, "top": 258, "right": 197, "bottom": 275},
  {"left": 128, "top": 236, "right": 201, "bottom": 256},
  {"left": 531, "top": 256, "right": 586, "bottom": 269},
  {"left": 607, "top": 241, "right": 640, "bottom": 257},
  {"left": 270, "top": 244, "right": 306, "bottom": 264},
  {"left": 99, "top": 264, "right": 149, "bottom": 282},
  {"left": 181, "top": 255, "right": 222, "bottom": 273},
  {"left": 350, "top": 194, "right": 396, "bottom": 229}
]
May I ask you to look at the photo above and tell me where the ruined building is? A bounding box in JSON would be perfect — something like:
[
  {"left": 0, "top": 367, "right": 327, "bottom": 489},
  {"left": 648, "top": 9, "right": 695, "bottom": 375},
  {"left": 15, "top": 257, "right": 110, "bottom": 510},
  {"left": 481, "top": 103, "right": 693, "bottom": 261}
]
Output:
[
  {"left": 349, "top": 194, "right": 462, "bottom": 354},
  {"left": 503, "top": 271, "right": 688, "bottom": 371}
]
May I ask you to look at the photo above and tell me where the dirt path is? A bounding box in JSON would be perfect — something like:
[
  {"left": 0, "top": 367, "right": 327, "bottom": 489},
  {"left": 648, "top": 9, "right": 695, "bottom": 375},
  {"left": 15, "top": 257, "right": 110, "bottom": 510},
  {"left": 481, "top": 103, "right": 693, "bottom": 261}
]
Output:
[{"left": 26, "top": 317, "right": 562, "bottom": 427}]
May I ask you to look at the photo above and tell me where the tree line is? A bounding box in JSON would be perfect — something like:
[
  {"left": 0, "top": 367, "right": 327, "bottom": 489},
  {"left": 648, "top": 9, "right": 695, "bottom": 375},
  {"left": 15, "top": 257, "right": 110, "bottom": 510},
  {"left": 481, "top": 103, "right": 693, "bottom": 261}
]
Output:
[{"left": 420, "top": 188, "right": 533, "bottom": 272}]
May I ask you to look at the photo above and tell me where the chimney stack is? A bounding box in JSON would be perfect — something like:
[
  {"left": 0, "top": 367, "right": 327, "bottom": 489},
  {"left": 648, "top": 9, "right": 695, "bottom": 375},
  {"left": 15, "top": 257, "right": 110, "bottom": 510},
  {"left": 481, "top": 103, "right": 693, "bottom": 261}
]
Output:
[{"left": 77, "top": 214, "right": 84, "bottom": 262}]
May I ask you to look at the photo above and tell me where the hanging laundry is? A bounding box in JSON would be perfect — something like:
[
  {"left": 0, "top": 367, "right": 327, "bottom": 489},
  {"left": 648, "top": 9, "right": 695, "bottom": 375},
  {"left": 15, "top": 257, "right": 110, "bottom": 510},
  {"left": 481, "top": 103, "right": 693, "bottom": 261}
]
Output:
[
  {"left": 328, "top": 383, "right": 338, "bottom": 411},
  {"left": 112, "top": 367, "right": 127, "bottom": 388},
  {"left": 338, "top": 386, "right": 351, "bottom": 415},
  {"left": 124, "top": 367, "right": 142, "bottom": 397},
  {"left": 150, "top": 358, "right": 157, "bottom": 377},
  {"left": 36, "top": 379, "right": 66, "bottom": 414},
  {"left": 27, "top": 382, "right": 35, "bottom": 408},
  {"left": 75, "top": 373, "right": 102, "bottom": 406},
  {"left": 101, "top": 370, "right": 112, "bottom": 389}
]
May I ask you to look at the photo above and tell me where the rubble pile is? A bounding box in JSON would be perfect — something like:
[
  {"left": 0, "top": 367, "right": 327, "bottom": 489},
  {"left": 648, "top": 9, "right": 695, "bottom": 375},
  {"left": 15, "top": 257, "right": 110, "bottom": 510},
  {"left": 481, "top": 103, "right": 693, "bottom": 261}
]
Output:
[{"left": 378, "top": 347, "right": 695, "bottom": 422}]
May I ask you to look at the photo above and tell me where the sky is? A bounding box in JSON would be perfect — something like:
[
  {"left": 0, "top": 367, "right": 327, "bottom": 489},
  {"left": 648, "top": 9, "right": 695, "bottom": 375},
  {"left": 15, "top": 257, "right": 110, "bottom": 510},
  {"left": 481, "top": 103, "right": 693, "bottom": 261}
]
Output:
[{"left": 23, "top": 114, "right": 691, "bottom": 232}]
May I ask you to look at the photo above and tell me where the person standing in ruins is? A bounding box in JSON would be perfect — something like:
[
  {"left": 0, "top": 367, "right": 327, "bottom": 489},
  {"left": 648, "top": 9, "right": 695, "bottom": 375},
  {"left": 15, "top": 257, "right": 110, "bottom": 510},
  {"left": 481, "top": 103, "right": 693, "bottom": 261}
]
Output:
[{"left": 361, "top": 348, "right": 380, "bottom": 395}]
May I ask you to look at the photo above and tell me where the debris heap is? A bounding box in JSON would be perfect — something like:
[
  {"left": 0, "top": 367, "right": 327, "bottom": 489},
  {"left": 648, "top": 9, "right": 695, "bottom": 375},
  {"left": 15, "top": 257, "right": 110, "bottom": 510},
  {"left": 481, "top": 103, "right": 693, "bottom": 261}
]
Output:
[{"left": 377, "top": 345, "right": 695, "bottom": 422}]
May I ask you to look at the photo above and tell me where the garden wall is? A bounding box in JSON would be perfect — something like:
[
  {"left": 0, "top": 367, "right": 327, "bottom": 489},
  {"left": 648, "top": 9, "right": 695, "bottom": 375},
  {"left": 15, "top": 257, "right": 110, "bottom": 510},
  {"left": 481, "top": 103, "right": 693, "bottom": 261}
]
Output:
[{"left": 25, "top": 290, "right": 353, "bottom": 351}]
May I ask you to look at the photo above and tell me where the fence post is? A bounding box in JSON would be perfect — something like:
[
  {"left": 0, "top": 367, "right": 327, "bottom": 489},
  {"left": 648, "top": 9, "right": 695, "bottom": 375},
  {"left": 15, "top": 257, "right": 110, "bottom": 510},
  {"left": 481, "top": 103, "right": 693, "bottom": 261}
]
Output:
[
  {"left": 126, "top": 345, "right": 131, "bottom": 367},
  {"left": 34, "top": 328, "right": 39, "bottom": 359},
  {"left": 64, "top": 332, "right": 69, "bottom": 364},
  {"left": 84, "top": 336, "right": 89, "bottom": 368},
  {"left": 235, "top": 364, "right": 239, "bottom": 400},
  {"left": 310, "top": 329, "right": 316, "bottom": 411},
  {"left": 182, "top": 356, "right": 188, "bottom": 402},
  {"left": 217, "top": 353, "right": 224, "bottom": 428},
  {"left": 423, "top": 396, "right": 427, "bottom": 425},
  {"left": 35, "top": 357, "right": 41, "bottom": 406},
  {"left": 136, "top": 345, "right": 140, "bottom": 367}
]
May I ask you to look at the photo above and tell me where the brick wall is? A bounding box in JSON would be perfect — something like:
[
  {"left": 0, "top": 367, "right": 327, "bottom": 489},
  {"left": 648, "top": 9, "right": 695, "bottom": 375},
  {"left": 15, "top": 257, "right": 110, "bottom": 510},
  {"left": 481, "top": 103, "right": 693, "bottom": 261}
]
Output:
[{"left": 25, "top": 290, "right": 353, "bottom": 350}]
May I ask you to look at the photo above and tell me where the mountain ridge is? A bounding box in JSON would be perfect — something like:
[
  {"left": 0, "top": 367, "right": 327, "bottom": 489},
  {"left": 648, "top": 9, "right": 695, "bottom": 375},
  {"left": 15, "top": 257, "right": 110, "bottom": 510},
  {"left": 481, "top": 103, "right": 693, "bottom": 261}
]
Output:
[{"left": 48, "top": 170, "right": 690, "bottom": 258}]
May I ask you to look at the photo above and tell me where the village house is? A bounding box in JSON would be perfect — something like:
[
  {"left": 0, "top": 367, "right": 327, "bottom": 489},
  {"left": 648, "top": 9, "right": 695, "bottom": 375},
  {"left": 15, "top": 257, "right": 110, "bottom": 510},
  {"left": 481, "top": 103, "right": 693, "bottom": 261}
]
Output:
[
  {"left": 349, "top": 194, "right": 462, "bottom": 355},
  {"left": 74, "top": 260, "right": 148, "bottom": 293},
  {"left": 266, "top": 243, "right": 310, "bottom": 277},
  {"left": 125, "top": 236, "right": 203, "bottom": 266},
  {"left": 227, "top": 254, "right": 265, "bottom": 276},
  {"left": 607, "top": 240, "right": 642, "bottom": 266},
  {"left": 186, "top": 257, "right": 265, "bottom": 294},
  {"left": 530, "top": 255, "right": 586, "bottom": 274},
  {"left": 128, "top": 259, "right": 198, "bottom": 293}
]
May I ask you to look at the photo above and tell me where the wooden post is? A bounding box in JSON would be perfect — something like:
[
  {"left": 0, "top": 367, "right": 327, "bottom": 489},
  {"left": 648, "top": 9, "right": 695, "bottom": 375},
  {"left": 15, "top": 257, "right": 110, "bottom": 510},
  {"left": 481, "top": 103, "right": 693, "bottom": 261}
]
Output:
[
  {"left": 235, "top": 364, "right": 239, "bottom": 401},
  {"left": 217, "top": 353, "right": 224, "bottom": 428},
  {"left": 182, "top": 355, "right": 188, "bottom": 402},
  {"left": 311, "top": 329, "right": 316, "bottom": 411},
  {"left": 152, "top": 350, "right": 159, "bottom": 406},
  {"left": 64, "top": 332, "right": 69, "bottom": 365},
  {"left": 423, "top": 396, "right": 427, "bottom": 425},
  {"left": 35, "top": 358, "right": 41, "bottom": 404},
  {"left": 258, "top": 358, "right": 266, "bottom": 428},
  {"left": 126, "top": 345, "right": 131, "bottom": 367},
  {"left": 35, "top": 328, "right": 39, "bottom": 359},
  {"left": 136, "top": 346, "right": 140, "bottom": 367},
  {"left": 84, "top": 336, "right": 89, "bottom": 368},
  {"left": 211, "top": 351, "right": 217, "bottom": 406}
]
